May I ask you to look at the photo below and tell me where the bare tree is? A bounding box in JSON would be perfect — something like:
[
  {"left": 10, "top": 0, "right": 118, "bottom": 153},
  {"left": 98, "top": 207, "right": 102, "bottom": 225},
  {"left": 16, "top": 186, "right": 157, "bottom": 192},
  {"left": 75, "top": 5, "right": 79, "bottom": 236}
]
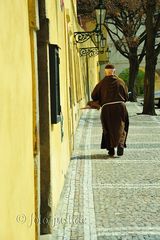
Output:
[
  {"left": 77, "top": 0, "right": 160, "bottom": 109},
  {"left": 104, "top": 0, "right": 147, "bottom": 101},
  {"left": 142, "top": 0, "right": 160, "bottom": 114}
]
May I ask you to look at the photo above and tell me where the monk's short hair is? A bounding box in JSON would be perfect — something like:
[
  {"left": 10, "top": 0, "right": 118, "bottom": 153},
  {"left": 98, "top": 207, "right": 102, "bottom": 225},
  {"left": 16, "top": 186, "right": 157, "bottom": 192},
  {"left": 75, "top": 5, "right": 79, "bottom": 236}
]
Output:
[{"left": 105, "top": 64, "right": 115, "bottom": 69}]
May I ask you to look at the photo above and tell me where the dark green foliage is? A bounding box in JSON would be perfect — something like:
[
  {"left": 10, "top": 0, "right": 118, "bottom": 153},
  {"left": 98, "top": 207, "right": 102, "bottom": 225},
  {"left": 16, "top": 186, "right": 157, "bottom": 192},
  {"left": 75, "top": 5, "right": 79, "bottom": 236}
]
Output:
[{"left": 119, "top": 68, "right": 145, "bottom": 95}]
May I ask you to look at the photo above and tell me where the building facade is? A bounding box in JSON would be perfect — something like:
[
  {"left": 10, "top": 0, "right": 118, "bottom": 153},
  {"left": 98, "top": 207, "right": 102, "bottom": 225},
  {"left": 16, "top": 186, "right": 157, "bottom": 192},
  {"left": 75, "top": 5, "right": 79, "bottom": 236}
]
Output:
[{"left": 0, "top": 1, "right": 99, "bottom": 239}]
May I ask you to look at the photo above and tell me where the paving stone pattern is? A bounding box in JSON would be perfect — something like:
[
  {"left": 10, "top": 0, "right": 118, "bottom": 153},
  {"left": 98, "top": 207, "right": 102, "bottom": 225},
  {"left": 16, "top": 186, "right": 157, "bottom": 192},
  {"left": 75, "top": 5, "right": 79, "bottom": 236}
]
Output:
[{"left": 51, "top": 102, "right": 160, "bottom": 240}]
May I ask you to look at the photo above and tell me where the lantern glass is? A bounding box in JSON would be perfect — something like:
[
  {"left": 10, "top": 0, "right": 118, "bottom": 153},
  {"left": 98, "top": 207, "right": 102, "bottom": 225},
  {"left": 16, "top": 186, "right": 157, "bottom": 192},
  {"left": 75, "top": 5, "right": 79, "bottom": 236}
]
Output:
[
  {"left": 100, "top": 37, "right": 106, "bottom": 48},
  {"left": 95, "top": 3, "right": 106, "bottom": 25}
]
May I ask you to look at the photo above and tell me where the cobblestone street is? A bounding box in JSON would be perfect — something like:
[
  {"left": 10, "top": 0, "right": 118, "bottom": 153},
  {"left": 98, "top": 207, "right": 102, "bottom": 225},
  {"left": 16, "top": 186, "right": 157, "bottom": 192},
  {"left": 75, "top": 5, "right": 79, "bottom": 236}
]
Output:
[{"left": 50, "top": 101, "right": 160, "bottom": 240}]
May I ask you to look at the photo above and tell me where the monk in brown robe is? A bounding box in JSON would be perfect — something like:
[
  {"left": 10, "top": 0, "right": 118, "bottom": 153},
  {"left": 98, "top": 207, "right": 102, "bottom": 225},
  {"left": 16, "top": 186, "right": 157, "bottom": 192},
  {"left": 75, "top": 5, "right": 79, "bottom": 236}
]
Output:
[{"left": 91, "top": 64, "right": 129, "bottom": 156}]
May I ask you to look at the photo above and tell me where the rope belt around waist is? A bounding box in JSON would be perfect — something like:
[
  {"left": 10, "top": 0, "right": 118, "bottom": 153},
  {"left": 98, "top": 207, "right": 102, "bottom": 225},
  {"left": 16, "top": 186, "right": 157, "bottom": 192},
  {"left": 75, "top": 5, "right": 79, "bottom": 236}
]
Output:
[{"left": 101, "top": 101, "right": 124, "bottom": 110}]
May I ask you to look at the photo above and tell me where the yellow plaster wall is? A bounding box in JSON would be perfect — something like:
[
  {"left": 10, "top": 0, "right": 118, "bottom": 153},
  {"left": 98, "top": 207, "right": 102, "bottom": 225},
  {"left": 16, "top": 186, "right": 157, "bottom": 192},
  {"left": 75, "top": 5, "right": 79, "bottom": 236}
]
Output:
[
  {"left": 88, "top": 55, "right": 99, "bottom": 93},
  {"left": 46, "top": 0, "right": 99, "bottom": 215},
  {"left": 0, "top": 1, "right": 35, "bottom": 239},
  {"left": 46, "top": 0, "right": 72, "bottom": 213}
]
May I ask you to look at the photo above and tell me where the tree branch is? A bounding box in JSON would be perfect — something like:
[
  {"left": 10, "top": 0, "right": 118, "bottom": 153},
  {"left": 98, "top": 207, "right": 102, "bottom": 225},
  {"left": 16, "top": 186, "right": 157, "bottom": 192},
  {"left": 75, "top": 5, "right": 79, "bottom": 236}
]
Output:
[
  {"left": 138, "top": 41, "right": 146, "bottom": 63},
  {"left": 105, "top": 25, "right": 129, "bottom": 58}
]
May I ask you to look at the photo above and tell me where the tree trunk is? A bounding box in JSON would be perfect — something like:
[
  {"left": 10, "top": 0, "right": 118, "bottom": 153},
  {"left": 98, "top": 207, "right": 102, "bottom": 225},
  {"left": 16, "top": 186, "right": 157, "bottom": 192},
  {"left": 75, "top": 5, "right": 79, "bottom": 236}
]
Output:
[
  {"left": 143, "top": 60, "right": 156, "bottom": 115},
  {"left": 128, "top": 48, "right": 139, "bottom": 102},
  {"left": 142, "top": 0, "right": 156, "bottom": 115}
]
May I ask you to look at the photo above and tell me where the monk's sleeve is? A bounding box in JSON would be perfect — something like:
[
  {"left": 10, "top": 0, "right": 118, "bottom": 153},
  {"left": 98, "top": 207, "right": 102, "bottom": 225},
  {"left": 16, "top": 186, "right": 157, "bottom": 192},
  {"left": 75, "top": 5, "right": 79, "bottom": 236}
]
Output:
[
  {"left": 124, "top": 84, "right": 129, "bottom": 101},
  {"left": 91, "top": 83, "right": 101, "bottom": 101},
  {"left": 119, "top": 81, "right": 129, "bottom": 102}
]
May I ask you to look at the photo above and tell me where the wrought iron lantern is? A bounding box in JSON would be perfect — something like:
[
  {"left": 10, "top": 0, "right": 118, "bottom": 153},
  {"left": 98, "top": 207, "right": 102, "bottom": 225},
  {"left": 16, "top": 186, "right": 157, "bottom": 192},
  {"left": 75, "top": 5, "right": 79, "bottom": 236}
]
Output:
[
  {"left": 95, "top": 0, "right": 107, "bottom": 32},
  {"left": 74, "top": 0, "right": 106, "bottom": 49}
]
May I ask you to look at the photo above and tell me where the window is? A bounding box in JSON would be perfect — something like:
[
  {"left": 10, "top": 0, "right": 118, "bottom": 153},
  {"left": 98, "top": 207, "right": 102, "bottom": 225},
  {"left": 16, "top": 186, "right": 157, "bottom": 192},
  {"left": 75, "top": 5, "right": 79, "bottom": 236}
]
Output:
[{"left": 49, "top": 44, "right": 61, "bottom": 124}]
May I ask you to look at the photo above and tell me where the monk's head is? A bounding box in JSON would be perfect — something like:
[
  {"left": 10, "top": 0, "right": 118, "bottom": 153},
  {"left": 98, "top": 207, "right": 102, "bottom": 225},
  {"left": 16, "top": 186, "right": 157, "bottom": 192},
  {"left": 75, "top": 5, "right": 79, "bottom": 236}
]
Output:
[{"left": 104, "top": 64, "right": 115, "bottom": 76}]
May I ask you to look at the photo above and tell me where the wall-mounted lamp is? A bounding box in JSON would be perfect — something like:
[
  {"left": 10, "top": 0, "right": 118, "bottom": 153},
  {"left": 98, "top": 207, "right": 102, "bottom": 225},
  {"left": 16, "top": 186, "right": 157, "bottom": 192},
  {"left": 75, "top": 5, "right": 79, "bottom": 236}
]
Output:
[
  {"left": 92, "top": 31, "right": 106, "bottom": 49},
  {"left": 100, "top": 36, "right": 106, "bottom": 48},
  {"left": 95, "top": 0, "right": 107, "bottom": 32},
  {"left": 74, "top": 0, "right": 106, "bottom": 48}
]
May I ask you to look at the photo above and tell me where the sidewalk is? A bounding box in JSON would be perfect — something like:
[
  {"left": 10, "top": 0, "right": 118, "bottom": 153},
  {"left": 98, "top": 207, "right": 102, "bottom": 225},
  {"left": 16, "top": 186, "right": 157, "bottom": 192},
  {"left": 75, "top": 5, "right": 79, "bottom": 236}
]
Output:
[{"left": 50, "top": 101, "right": 160, "bottom": 240}]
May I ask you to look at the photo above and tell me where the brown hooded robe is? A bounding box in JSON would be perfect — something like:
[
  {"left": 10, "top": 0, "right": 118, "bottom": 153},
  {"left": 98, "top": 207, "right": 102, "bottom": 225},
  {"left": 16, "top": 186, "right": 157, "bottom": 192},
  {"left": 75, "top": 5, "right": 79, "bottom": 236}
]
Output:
[{"left": 91, "top": 75, "right": 129, "bottom": 150}]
